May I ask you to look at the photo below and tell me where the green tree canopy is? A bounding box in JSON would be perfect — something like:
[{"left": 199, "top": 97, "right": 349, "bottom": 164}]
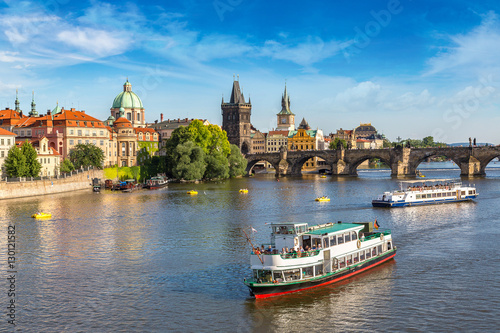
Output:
[
  {"left": 171, "top": 141, "right": 206, "bottom": 180},
  {"left": 69, "top": 143, "right": 105, "bottom": 169},
  {"left": 60, "top": 158, "right": 75, "bottom": 173},
  {"left": 204, "top": 150, "right": 229, "bottom": 179},
  {"left": 4, "top": 145, "right": 27, "bottom": 177},
  {"left": 329, "top": 138, "right": 347, "bottom": 150},
  {"left": 228, "top": 144, "right": 248, "bottom": 177},
  {"left": 21, "top": 141, "right": 42, "bottom": 177}
]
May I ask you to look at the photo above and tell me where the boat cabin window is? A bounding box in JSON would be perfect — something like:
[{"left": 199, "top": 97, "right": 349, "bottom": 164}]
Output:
[
  {"left": 353, "top": 252, "right": 359, "bottom": 263},
  {"left": 338, "top": 257, "right": 345, "bottom": 268},
  {"left": 416, "top": 194, "right": 421, "bottom": 199},
  {"left": 346, "top": 255, "right": 352, "bottom": 266},
  {"left": 351, "top": 231, "right": 358, "bottom": 240},
  {"left": 372, "top": 247, "right": 377, "bottom": 256},
  {"left": 461, "top": 191, "right": 465, "bottom": 196},
  {"left": 297, "top": 225, "right": 307, "bottom": 234},
  {"left": 283, "top": 269, "right": 301, "bottom": 281},
  {"left": 273, "top": 226, "right": 294, "bottom": 235},
  {"left": 432, "top": 193, "right": 437, "bottom": 198},
  {"left": 312, "top": 238, "right": 321, "bottom": 249},
  {"left": 337, "top": 234, "right": 344, "bottom": 244},
  {"left": 345, "top": 232, "right": 351, "bottom": 242},
  {"left": 273, "top": 271, "right": 284, "bottom": 283},
  {"left": 323, "top": 237, "right": 329, "bottom": 248},
  {"left": 360, "top": 251, "right": 365, "bottom": 261},
  {"left": 314, "top": 264, "right": 323, "bottom": 276},
  {"left": 366, "top": 249, "right": 372, "bottom": 259},
  {"left": 378, "top": 245, "right": 383, "bottom": 253},
  {"left": 254, "top": 270, "right": 272, "bottom": 283},
  {"left": 387, "top": 241, "right": 392, "bottom": 250},
  {"left": 330, "top": 236, "right": 337, "bottom": 246},
  {"left": 302, "top": 266, "right": 313, "bottom": 278}
]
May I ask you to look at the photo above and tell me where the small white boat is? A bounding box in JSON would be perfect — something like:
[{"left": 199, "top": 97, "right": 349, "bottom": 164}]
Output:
[{"left": 372, "top": 179, "right": 478, "bottom": 207}]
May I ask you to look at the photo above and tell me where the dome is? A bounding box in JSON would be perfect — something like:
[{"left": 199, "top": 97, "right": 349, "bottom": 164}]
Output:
[
  {"left": 113, "top": 117, "right": 133, "bottom": 128},
  {"left": 52, "top": 103, "right": 62, "bottom": 115},
  {"left": 111, "top": 80, "right": 144, "bottom": 110}
]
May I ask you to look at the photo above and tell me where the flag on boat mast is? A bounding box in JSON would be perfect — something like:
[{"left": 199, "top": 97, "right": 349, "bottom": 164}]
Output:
[
  {"left": 251, "top": 227, "right": 257, "bottom": 233},
  {"left": 374, "top": 219, "right": 380, "bottom": 230}
]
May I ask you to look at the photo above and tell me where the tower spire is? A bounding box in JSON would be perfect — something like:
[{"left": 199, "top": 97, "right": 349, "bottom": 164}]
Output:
[
  {"left": 29, "top": 91, "right": 38, "bottom": 117},
  {"left": 14, "top": 89, "right": 20, "bottom": 112}
]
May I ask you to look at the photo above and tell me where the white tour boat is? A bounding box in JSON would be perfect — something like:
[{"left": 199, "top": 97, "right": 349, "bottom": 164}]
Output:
[
  {"left": 243, "top": 221, "right": 396, "bottom": 298},
  {"left": 372, "top": 179, "right": 478, "bottom": 207}
]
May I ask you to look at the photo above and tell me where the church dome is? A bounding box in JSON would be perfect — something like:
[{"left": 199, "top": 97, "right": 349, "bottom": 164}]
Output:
[{"left": 112, "top": 80, "right": 144, "bottom": 110}]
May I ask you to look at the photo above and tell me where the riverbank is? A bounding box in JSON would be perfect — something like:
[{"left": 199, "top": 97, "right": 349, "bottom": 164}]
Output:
[{"left": 0, "top": 168, "right": 103, "bottom": 200}]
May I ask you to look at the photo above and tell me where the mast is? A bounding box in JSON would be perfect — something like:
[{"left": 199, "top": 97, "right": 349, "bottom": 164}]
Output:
[{"left": 243, "top": 229, "right": 264, "bottom": 264}]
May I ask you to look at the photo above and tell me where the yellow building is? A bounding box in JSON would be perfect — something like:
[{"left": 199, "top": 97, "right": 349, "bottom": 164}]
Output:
[{"left": 288, "top": 118, "right": 324, "bottom": 169}]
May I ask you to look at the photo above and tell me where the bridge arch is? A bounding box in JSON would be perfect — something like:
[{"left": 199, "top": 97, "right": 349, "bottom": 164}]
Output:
[
  {"left": 408, "top": 150, "right": 463, "bottom": 176},
  {"left": 289, "top": 153, "right": 336, "bottom": 176},
  {"left": 347, "top": 155, "right": 392, "bottom": 175},
  {"left": 245, "top": 157, "right": 280, "bottom": 176}
]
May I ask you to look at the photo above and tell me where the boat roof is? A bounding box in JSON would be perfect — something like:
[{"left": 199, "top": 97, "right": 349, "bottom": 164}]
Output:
[
  {"left": 306, "top": 223, "right": 361, "bottom": 235},
  {"left": 400, "top": 178, "right": 459, "bottom": 184}
]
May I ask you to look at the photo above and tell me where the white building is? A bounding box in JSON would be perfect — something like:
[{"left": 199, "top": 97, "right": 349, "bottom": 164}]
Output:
[{"left": 0, "top": 128, "right": 16, "bottom": 177}]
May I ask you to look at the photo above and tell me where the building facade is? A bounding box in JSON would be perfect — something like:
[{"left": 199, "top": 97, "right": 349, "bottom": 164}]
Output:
[
  {"left": 276, "top": 85, "right": 295, "bottom": 131},
  {"left": 288, "top": 118, "right": 324, "bottom": 169},
  {"left": 0, "top": 128, "right": 16, "bottom": 177}
]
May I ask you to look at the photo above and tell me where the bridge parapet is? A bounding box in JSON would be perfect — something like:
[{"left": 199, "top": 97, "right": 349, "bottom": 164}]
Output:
[{"left": 244, "top": 146, "right": 500, "bottom": 177}]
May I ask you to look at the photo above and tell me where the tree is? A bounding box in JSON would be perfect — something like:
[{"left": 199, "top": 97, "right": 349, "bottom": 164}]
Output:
[
  {"left": 206, "top": 124, "right": 231, "bottom": 157},
  {"left": 329, "top": 138, "right": 347, "bottom": 150},
  {"left": 3, "top": 145, "right": 27, "bottom": 177},
  {"left": 228, "top": 144, "right": 247, "bottom": 177},
  {"left": 205, "top": 150, "right": 229, "bottom": 179},
  {"left": 171, "top": 141, "right": 206, "bottom": 180},
  {"left": 21, "top": 141, "right": 42, "bottom": 177},
  {"left": 422, "top": 136, "right": 434, "bottom": 147},
  {"left": 69, "top": 143, "right": 105, "bottom": 169},
  {"left": 60, "top": 158, "right": 75, "bottom": 173}
]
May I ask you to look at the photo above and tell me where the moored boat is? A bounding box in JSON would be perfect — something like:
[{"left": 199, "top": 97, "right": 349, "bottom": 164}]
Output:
[
  {"left": 243, "top": 221, "right": 396, "bottom": 298},
  {"left": 144, "top": 176, "right": 168, "bottom": 190},
  {"left": 372, "top": 179, "right": 478, "bottom": 207},
  {"left": 315, "top": 196, "right": 330, "bottom": 202}
]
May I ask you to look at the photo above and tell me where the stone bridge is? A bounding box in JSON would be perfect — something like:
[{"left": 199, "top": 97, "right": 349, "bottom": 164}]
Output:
[{"left": 245, "top": 146, "right": 500, "bottom": 177}]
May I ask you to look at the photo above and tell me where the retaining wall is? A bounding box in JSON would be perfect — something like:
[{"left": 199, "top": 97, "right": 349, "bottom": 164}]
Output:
[{"left": 0, "top": 169, "right": 104, "bottom": 200}]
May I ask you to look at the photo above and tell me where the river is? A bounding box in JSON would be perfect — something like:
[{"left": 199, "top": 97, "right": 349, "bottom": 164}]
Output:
[{"left": 1, "top": 162, "right": 499, "bottom": 332}]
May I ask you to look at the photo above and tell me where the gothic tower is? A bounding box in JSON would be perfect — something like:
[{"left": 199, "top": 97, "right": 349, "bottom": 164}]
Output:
[
  {"left": 276, "top": 84, "right": 295, "bottom": 131},
  {"left": 221, "top": 77, "right": 252, "bottom": 154},
  {"left": 29, "top": 91, "right": 38, "bottom": 117}
]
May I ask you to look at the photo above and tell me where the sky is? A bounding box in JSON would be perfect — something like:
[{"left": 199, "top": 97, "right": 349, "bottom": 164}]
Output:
[{"left": 1, "top": 0, "right": 500, "bottom": 143}]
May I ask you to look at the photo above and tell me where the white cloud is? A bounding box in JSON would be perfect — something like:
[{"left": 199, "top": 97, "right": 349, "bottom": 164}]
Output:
[
  {"left": 426, "top": 11, "right": 500, "bottom": 76},
  {"left": 57, "top": 28, "right": 131, "bottom": 57}
]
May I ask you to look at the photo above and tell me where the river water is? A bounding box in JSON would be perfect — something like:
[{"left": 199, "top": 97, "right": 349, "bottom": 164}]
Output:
[{"left": 1, "top": 162, "right": 500, "bottom": 332}]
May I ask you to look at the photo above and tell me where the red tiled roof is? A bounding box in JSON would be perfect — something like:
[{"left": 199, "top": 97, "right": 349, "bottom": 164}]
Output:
[{"left": 0, "top": 128, "right": 16, "bottom": 136}]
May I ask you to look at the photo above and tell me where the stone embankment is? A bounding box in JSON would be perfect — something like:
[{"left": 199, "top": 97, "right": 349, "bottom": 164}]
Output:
[{"left": 0, "top": 167, "right": 104, "bottom": 200}]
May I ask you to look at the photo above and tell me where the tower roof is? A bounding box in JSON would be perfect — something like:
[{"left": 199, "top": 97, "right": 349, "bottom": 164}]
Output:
[
  {"left": 229, "top": 80, "right": 247, "bottom": 104},
  {"left": 298, "top": 118, "right": 310, "bottom": 130},
  {"left": 277, "top": 84, "right": 294, "bottom": 115}
]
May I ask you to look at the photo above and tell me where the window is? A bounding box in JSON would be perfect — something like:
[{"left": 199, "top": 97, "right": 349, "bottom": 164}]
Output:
[
  {"left": 122, "top": 143, "right": 126, "bottom": 155},
  {"left": 1, "top": 139, "right": 3, "bottom": 145},
  {"left": 337, "top": 234, "right": 344, "bottom": 244},
  {"left": 69, "top": 139, "right": 74, "bottom": 145},
  {"left": 378, "top": 245, "right": 383, "bottom": 253},
  {"left": 78, "top": 140, "right": 82, "bottom": 144},
  {"left": 346, "top": 255, "right": 352, "bottom": 266},
  {"left": 78, "top": 130, "right": 82, "bottom": 136},
  {"left": 372, "top": 247, "right": 377, "bottom": 256},
  {"left": 323, "top": 237, "right": 329, "bottom": 248},
  {"left": 360, "top": 251, "right": 365, "bottom": 261},
  {"left": 283, "top": 269, "right": 300, "bottom": 281},
  {"left": 330, "top": 235, "right": 336, "bottom": 246},
  {"left": 352, "top": 231, "right": 357, "bottom": 240},
  {"left": 366, "top": 249, "right": 372, "bottom": 259},
  {"left": 85, "top": 140, "right": 89, "bottom": 144},
  {"left": 21, "top": 130, "right": 25, "bottom": 136},
  {"left": 345, "top": 232, "right": 351, "bottom": 242},
  {"left": 92, "top": 131, "right": 97, "bottom": 136},
  {"left": 1, "top": 151, "right": 4, "bottom": 157},
  {"left": 461, "top": 191, "right": 465, "bottom": 196},
  {"left": 302, "top": 266, "right": 313, "bottom": 278},
  {"left": 314, "top": 264, "right": 323, "bottom": 276},
  {"left": 85, "top": 130, "right": 89, "bottom": 136},
  {"left": 7, "top": 139, "right": 10, "bottom": 145},
  {"left": 137, "top": 114, "right": 140, "bottom": 121},
  {"left": 127, "top": 113, "right": 131, "bottom": 121},
  {"left": 70, "top": 129, "right": 74, "bottom": 135},
  {"left": 100, "top": 140, "right": 104, "bottom": 146},
  {"left": 27, "top": 130, "right": 31, "bottom": 136},
  {"left": 100, "top": 131, "right": 104, "bottom": 136},
  {"left": 92, "top": 140, "right": 96, "bottom": 145}
]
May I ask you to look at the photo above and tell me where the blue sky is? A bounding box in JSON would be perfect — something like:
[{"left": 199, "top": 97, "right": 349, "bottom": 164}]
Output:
[{"left": 1, "top": 0, "right": 500, "bottom": 143}]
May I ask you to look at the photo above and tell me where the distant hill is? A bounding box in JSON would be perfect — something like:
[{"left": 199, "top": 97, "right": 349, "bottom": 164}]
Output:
[{"left": 448, "top": 142, "right": 494, "bottom": 147}]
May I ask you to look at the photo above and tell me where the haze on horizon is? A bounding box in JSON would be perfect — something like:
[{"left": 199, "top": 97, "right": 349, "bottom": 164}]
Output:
[{"left": 1, "top": 0, "right": 500, "bottom": 144}]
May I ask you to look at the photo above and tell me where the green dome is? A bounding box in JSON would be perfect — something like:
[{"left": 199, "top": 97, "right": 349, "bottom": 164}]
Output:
[
  {"left": 111, "top": 80, "right": 144, "bottom": 109},
  {"left": 112, "top": 91, "right": 144, "bottom": 109}
]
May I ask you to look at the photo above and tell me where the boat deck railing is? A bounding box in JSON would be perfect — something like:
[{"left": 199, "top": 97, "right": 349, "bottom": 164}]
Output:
[{"left": 361, "top": 230, "right": 391, "bottom": 242}]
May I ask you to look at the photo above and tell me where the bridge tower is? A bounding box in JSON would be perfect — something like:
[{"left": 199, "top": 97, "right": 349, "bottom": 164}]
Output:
[{"left": 221, "top": 77, "right": 252, "bottom": 154}]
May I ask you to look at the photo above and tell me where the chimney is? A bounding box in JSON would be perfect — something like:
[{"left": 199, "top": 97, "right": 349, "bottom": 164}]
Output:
[
  {"left": 161, "top": 113, "right": 163, "bottom": 122},
  {"left": 71, "top": 108, "right": 75, "bottom": 111},
  {"left": 185, "top": 118, "right": 188, "bottom": 122},
  {"left": 47, "top": 110, "right": 52, "bottom": 116},
  {"left": 82, "top": 110, "right": 85, "bottom": 113},
  {"left": 155, "top": 120, "right": 158, "bottom": 124}
]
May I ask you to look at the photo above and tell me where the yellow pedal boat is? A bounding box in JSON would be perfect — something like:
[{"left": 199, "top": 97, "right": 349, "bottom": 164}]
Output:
[
  {"left": 32, "top": 212, "right": 52, "bottom": 218},
  {"left": 315, "top": 196, "right": 330, "bottom": 202},
  {"left": 239, "top": 189, "right": 249, "bottom": 193},
  {"left": 187, "top": 190, "right": 198, "bottom": 195},
  {"left": 320, "top": 175, "right": 327, "bottom": 178}
]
